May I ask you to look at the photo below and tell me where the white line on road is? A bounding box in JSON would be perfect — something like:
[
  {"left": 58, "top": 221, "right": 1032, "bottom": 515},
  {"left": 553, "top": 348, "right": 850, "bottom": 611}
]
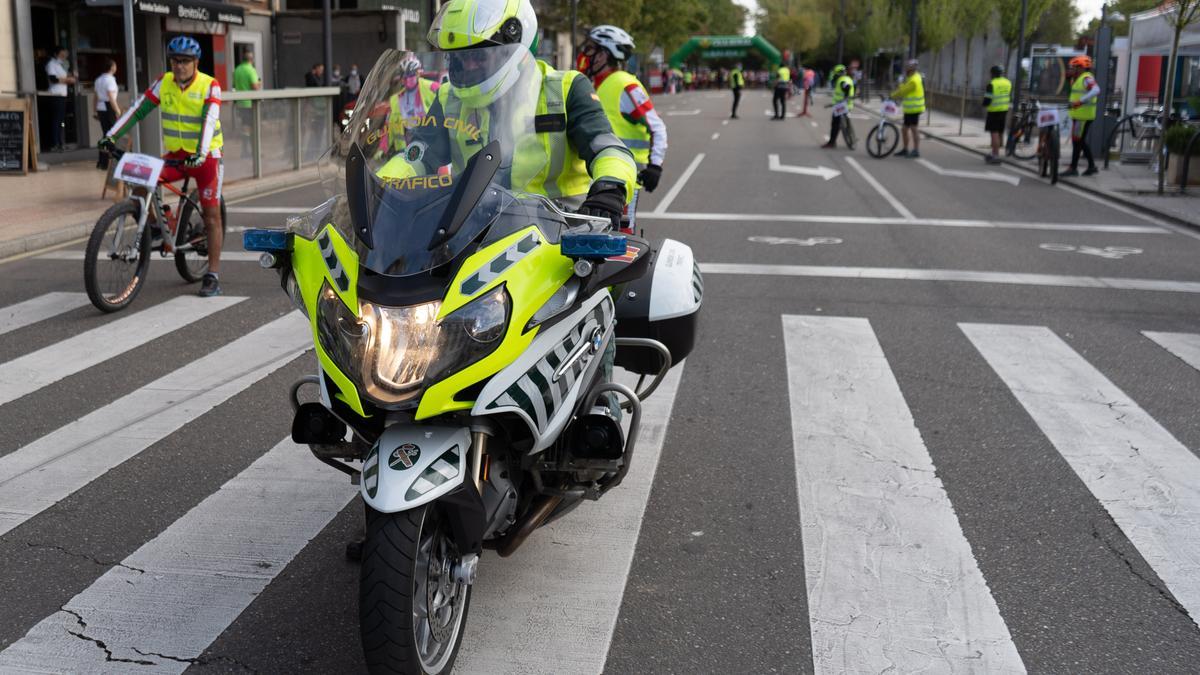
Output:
[
  {"left": 0, "top": 292, "right": 89, "bottom": 336},
  {"left": 809, "top": 120, "right": 818, "bottom": 128},
  {"left": 455, "top": 365, "right": 685, "bottom": 674},
  {"left": 711, "top": 132, "right": 720, "bottom": 140},
  {"left": 665, "top": 109, "right": 700, "bottom": 116},
  {"left": 0, "top": 295, "right": 244, "bottom": 407},
  {"left": 1143, "top": 331, "right": 1200, "bottom": 373},
  {"left": 844, "top": 156, "right": 916, "bottom": 219},
  {"left": 0, "top": 313, "right": 311, "bottom": 537},
  {"left": 915, "top": 157, "right": 1020, "bottom": 186},
  {"left": 962, "top": 323, "right": 1200, "bottom": 629},
  {"left": 0, "top": 436, "right": 355, "bottom": 673},
  {"left": 701, "top": 262, "right": 1200, "bottom": 294},
  {"left": 722, "top": 119, "right": 729, "bottom": 126},
  {"left": 651, "top": 153, "right": 704, "bottom": 216},
  {"left": 225, "top": 206, "right": 310, "bottom": 214},
  {"left": 768, "top": 153, "right": 841, "bottom": 181},
  {"left": 784, "top": 315, "right": 1025, "bottom": 673},
  {"left": 639, "top": 211, "right": 1166, "bottom": 234},
  {"left": 38, "top": 250, "right": 265, "bottom": 262}
]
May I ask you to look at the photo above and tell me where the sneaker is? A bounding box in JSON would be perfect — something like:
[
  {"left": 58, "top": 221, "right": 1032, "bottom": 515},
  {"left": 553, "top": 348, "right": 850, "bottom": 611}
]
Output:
[
  {"left": 198, "top": 273, "right": 222, "bottom": 297},
  {"left": 895, "top": 149, "right": 910, "bottom": 157},
  {"left": 909, "top": 150, "right": 920, "bottom": 158},
  {"left": 1060, "top": 168, "right": 1080, "bottom": 177},
  {"left": 820, "top": 142, "right": 836, "bottom": 149},
  {"left": 985, "top": 155, "right": 1002, "bottom": 165},
  {"left": 1083, "top": 167, "right": 1099, "bottom": 176}
]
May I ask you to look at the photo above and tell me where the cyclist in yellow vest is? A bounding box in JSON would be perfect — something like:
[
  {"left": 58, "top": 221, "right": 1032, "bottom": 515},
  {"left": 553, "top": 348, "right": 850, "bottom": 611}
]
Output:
[
  {"left": 102, "top": 35, "right": 226, "bottom": 297},
  {"left": 378, "top": 0, "right": 637, "bottom": 228},
  {"left": 730, "top": 62, "right": 745, "bottom": 119},
  {"left": 821, "top": 64, "right": 855, "bottom": 149},
  {"left": 1064, "top": 54, "right": 1100, "bottom": 177},
  {"left": 387, "top": 55, "right": 437, "bottom": 154},
  {"left": 771, "top": 63, "right": 792, "bottom": 120},
  {"left": 577, "top": 25, "right": 667, "bottom": 195},
  {"left": 983, "top": 65, "right": 1012, "bottom": 164},
  {"left": 889, "top": 59, "right": 925, "bottom": 158}
]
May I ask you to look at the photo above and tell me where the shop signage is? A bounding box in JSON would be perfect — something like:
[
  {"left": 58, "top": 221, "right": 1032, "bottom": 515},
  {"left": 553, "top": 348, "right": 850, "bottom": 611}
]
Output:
[{"left": 136, "top": 0, "right": 244, "bottom": 25}]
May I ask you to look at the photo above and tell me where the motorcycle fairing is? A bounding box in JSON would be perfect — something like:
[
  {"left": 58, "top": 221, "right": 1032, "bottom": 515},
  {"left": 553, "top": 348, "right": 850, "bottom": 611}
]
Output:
[
  {"left": 361, "top": 424, "right": 471, "bottom": 512},
  {"left": 472, "top": 290, "right": 615, "bottom": 452}
]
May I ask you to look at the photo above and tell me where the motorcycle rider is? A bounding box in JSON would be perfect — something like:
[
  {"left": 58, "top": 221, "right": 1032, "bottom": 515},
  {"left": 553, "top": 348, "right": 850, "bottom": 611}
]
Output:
[
  {"left": 387, "top": 55, "right": 437, "bottom": 154},
  {"left": 101, "top": 36, "right": 225, "bottom": 297},
  {"left": 378, "top": 0, "right": 638, "bottom": 229},
  {"left": 576, "top": 25, "right": 667, "bottom": 195}
]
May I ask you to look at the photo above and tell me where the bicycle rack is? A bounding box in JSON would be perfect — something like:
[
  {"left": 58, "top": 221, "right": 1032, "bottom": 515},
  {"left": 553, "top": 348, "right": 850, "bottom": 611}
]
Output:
[
  {"left": 1103, "top": 113, "right": 1160, "bottom": 168},
  {"left": 1179, "top": 128, "right": 1200, "bottom": 194}
]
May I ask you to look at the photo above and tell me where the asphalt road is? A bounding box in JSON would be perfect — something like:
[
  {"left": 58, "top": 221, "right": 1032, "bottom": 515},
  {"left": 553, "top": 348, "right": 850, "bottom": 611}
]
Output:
[{"left": 2, "top": 87, "right": 1200, "bottom": 674}]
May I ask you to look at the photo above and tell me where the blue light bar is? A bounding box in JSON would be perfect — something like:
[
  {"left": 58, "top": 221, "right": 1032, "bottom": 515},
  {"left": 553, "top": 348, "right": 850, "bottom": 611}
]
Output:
[
  {"left": 242, "top": 228, "right": 291, "bottom": 252},
  {"left": 561, "top": 233, "right": 627, "bottom": 259}
]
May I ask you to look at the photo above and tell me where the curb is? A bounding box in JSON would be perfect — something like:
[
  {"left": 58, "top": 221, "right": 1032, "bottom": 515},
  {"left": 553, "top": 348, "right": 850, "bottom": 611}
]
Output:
[
  {"left": 0, "top": 166, "right": 322, "bottom": 262},
  {"left": 916, "top": 126, "right": 1200, "bottom": 232}
]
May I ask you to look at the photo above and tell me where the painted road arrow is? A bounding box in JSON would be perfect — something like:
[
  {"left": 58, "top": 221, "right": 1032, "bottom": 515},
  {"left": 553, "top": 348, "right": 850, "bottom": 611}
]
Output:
[
  {"left": 768, "top": 154, "right": 841, "bottom": 181},
  {"left": 915, "top": 158, "right": 1020, "bottom": 186}
]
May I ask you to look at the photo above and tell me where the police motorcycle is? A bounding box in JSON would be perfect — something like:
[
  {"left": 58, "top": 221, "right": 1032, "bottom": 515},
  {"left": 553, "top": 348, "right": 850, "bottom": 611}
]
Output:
[{"left": 243, "top": 45, "right": 702, "bottom": 674}]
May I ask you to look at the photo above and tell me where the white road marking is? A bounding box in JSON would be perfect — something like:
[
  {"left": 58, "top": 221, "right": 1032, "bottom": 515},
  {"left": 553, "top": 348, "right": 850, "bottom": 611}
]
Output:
[
  {"left": 0, "top": 295, "right": 244, "bottom": 407},
  {"left": 0, "top": 313, "right": 310, "bottom": 537},
  {"left": 640, "top": 211, "right": 1165, "bottom": 234},
  {"left": 225, "top": 206, "right": 309, "bottom": 214},
  {"left": 38, "top": 250, "right": 265, "bottom": 262},
  {"left": 0, "top": 292, "right": 89, "bottom": 337},
  {"left": 768, "top": 154, "right": 841, "bottom": 181},
  {"left": 1143, "top": 331, "right": 1200, "bottom": 372},
  {"left": 711, "top": 132, "right": 720, "bottom": 140},
  {"left": 455, "top": 365, "right": 685, "bottom": 674},
  {"left": 665, "top": 109, "right": 700, "bottom": 116},
  {"left": 844, "top": 156, "right": 916, "bottom": 219},
  {"left": 0, "top": 437, "right": 355, "bottom": 673},
  {"left": 701, "top": 262, "right": 1200, "bottom": 294},
  {"left": 722, "top": 119, "right": 729, "bottom": 126},
  {"left": 784, "top": 315, "right": 1025, "bottom": 674},
  {"left": 809, "top": 120, "right": 818, "bottom": 128},
  {"left": 651, "top": 153, "right": 704, "bottom": 215},
  {"left": 915, "top": 157, "right": 1020, "bottom": 186},
  {"left": 748, "top": 235, "right": 842, "bottom": 246},
  {"left": 962, "top": 323, "right": 1200, "bottom": 628},
  {"left": 1039, "top": 243, "right": 1143, "bottom": 259}
]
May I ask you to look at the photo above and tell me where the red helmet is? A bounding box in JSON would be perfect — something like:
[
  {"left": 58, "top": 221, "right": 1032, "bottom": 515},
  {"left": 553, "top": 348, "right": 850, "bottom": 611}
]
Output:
[{"left": 1069, "top": 55, "right": 1093, "bottom": 70}]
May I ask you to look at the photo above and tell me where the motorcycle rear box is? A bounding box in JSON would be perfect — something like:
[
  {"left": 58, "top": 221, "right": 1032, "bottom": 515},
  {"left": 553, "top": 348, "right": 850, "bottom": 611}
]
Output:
[{"left": 614, "top": 238, "right": 703, "bottom": 374}]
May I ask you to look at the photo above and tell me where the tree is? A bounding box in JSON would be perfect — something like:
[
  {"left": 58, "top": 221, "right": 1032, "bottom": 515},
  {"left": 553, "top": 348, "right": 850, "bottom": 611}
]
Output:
[
  {"left": 918, "top": 0, "right": 957, "bottom": 85},
  {"left": 1155, "top": 0, "right": 1200, "bottom": 193},
  {"left": 1029, "top": 0, "right": 1078, "bottom": 45},
  {"left": 759, "top": 0, "right": 826, "bottom": 55}
]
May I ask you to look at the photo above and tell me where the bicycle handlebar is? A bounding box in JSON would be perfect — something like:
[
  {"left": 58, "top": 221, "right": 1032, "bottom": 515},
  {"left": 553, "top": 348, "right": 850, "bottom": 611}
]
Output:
[{"left": 102, "top": 145, "right": 185, "bottom": 168}]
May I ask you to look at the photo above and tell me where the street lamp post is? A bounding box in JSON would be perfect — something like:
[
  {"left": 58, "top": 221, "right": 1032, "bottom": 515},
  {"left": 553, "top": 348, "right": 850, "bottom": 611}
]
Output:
[
  {"left": 909, "top": 0, "right": 918, "bottom": 59},
  {"left": 1007, "top": 0, "right": 1029, "bottom": 151}
]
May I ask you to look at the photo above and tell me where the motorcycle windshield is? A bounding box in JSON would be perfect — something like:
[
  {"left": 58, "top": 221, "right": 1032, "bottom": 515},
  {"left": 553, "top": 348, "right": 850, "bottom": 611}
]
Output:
[{"left": 325, "top": 44, "right": 544, "bottom": 277}]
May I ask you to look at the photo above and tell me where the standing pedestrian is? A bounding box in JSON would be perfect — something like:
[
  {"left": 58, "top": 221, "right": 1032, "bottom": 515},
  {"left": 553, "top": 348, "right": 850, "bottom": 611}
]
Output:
[
  {"left": 983, "top": 64, "right": 1011, "bottom": 164},
  {"left": 802, "top": 66, "right": 815, "bottom": 116},
  {"left": 45, "top": 46, "right": 76, "bottom": 152},
  {"left": 233, "top": 48, "right": 261, "bottom": 156},
  {"left": 1062, "top": 55, "right": 1100, "bottom": 177},
  {"left": 94, "top": 59, "right": 121, "bottom": 169},
  {"left": 771, "top": 61, "right": 791, "bottom": 119},
  {"left": 305, "top": 63, "right": 325, "bottom": 87},
  {"left": 821, "top": 64, "right": 855, "bottom": 148},
  {"left": 890, "top": 59, "right": 924, "bottom": 158},
  {"left": 730, "top": 62, "right": 745, "bottom": 119},
  {"left": 347, "top": 64, "right": 362, "bottom": 99}
]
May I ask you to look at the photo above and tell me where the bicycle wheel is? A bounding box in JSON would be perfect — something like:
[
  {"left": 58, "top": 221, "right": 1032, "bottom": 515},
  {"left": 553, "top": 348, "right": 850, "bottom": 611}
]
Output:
[
  {"left": 1010, "top": 120, "right": 1038, "bottom": 160},
  {"left": 842, "top": 118, "right": 857, "bottom": 150},
  {"left": 84, "top": 200, "right": 151, "bottom": 313},
  {"left": 1048, "top": 126, "right": 1060, "bottom": 185},
  {"left": 866, "top": 122, "right": 899, "bottom": 158},
  {"left": 174, "top": 194, "right": 227, "bottom": 283}
]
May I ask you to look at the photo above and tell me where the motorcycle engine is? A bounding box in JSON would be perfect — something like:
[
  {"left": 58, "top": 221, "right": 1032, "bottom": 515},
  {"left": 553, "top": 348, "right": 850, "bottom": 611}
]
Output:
[{"left": 481, "top": 455, "right": 518, "bottom": 539}]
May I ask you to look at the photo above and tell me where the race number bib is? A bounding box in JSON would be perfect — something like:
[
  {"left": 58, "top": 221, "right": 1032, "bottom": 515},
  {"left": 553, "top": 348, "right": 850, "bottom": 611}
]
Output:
[
  {"left": 1037, "top": 107, "right": 1060, "bottom": 128},
  {"left": 113, "top": 152, "right": 165, "bottom": 188},
  {"left": 880, "top": 100, "right": 900, "bottom": 116},
  {"left": 832, "top": 101, "right": 849, "bottom": 117}
]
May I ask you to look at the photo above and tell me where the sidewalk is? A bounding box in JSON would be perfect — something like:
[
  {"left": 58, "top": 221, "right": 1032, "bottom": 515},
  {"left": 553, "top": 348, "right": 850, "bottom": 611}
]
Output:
[
  {"left": 910, "top": 105, "right": 1200, "bottom": 228},
  {"left": 0, "top": 162, "right": 322, "bottom": 261}
]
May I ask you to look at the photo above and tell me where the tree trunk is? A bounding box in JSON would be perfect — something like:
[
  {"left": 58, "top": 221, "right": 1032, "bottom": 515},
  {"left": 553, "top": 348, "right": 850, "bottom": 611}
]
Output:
[
  {"left": 1157, "top": 25, "right": 1183, "bottom": 194},
  {"left": 960, "top": 38, "right": 974, "bottom": 135}
]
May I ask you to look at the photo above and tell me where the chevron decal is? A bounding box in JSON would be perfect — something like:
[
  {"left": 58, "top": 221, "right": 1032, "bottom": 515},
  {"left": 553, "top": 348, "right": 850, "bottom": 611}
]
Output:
[
  {"left": 318, "top": 231, "right": 350, "bottom": 293},
  {"left": 460, "top": 231, "right": 541, "bottom": 297}
]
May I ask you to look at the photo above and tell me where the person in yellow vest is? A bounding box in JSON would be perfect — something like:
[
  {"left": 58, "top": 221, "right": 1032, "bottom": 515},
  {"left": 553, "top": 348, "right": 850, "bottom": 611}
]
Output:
[
  {"left": 387, "top": 55, "right": 437, "bottom": 154},
  {"left": 983, "top": 64, "right": 1012, "bottom": 164},
  {"left": 101, "top": 36, "right": 226, "bottom": 297},
  {"left": 1064, "top": 54, "right": 1100, "bottom": 177},
  {"left": 730, "top": 62, "right": 745, "bottom": 119},
  {"left": 577, "top": 25, "right": 667, "bottom": 195},
  {"left": 377, "top": 0, "right": 637, "bottom": 229},
  {"left": 889, "top": 59, "right": 925, "bottom": 158},
  {"left": 771, "top": 62, "right": 792, "bottom": 120},
  {"left": 821, "top": 64, "right": 855, "bottom": 149}
]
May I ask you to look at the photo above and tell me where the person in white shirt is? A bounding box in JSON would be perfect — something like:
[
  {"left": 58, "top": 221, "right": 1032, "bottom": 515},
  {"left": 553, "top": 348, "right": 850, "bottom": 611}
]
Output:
[
  {"left": 44, "top": 47, "right": 76, "bottom": 151},
  {"left": 94, "top": 59, "right": 122, "bottom": 169}
]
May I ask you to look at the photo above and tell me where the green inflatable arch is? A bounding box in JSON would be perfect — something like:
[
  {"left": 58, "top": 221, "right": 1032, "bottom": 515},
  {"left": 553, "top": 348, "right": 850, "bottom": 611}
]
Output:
[{"left": 667, "top": 35, "right": 783, "bottom": 68}]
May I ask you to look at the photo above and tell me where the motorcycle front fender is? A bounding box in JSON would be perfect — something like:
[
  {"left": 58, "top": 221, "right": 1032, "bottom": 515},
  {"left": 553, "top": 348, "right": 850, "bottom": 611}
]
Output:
[{"left": 361, "top": 425, "right": 471, "bottom": 513}]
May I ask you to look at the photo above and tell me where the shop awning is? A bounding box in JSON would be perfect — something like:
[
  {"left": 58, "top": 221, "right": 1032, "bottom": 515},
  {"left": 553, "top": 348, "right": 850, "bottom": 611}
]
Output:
[{"left": 135, "top": 0, "right": 245, "bottom": 26}]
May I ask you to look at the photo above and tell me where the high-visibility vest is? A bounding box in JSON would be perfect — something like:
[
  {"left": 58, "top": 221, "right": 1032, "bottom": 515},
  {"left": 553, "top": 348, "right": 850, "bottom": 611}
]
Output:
[
  {"left": 901, "top": 72, "right": 925, "bottom": 114},
  {"left": 597, "top": 70, "right": 653, "bottom": 166},
  {"left": 160, "top": 71, "right": 222, "bottom": 154},
  {"left": 987, "top": 77, "right": 1012, "bottom": 113},
  {"left": 1069, "top": 72, "right": 1097, "bottom": 121},
  {"left": 731, "top": 69, "right": 744, "bottom": 89},
  {"left": 389, "top": 79, "right": 437, "bottom": 152},
  {"left": 439, "top": 62, "right": 592, "bottom": 200},
  {"left": 832, "top": 74, "right": 855, "bottom": 110},
  {"left": 776, "top": 66, "right": 791, "bottom": 86}
]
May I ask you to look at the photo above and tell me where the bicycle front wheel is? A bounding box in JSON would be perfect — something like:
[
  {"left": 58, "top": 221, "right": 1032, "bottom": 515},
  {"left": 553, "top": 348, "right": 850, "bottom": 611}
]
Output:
[
  {"left": 1010, "top": 120, "right": 1038, "bottom": 160},
  {"left": 1048, "top": 126, "right": 1060, "bottom": 185},
  {"left": 866, "top": 122, "right": 899, "bottom": 158},
  {"left": 843, "top": 118, "right": 857, "bottom": 150},
  {"left": 84, "top": 200, "right": 151, "bottom": 313},
  {"left": 174, "top": 195, "right": 227, "bottom": 283}
]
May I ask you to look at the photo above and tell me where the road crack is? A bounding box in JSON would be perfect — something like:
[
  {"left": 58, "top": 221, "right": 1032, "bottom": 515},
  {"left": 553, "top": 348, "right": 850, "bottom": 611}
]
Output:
[
  {"left": 61, "top": 608, "right": 155, "bottom": 666},
  {"left": 1091, "top": 526, "right": 1190, "bottom": 618}
]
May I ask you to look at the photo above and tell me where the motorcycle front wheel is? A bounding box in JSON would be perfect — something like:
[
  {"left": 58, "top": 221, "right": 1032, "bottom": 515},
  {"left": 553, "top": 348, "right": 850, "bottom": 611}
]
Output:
[{"left": 360, "top": 504, "right": 471, "bottom": 675}]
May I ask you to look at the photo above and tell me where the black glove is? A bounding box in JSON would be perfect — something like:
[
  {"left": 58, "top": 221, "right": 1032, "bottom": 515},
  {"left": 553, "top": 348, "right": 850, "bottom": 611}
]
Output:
[
  {"left": 638, "top": 164, "right": 663, "bottom": 192},
  {"left": 578, "top": 180, "right": 626, "bottom": 230},
  {"left": 98, "top": 136, "right": 116, "bottom": 152},
  {"left": 184, "top": 153, "right": 206, "bottom": 169}
]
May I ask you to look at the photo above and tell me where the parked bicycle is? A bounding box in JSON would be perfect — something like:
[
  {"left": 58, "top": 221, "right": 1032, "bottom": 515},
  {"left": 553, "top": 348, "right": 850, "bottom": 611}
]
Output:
[
  {"left": 1006, "top": 100, "right": 1039, "bottom": 160},
  {"left": 84, "top": 147, "right": 227, "bottom": 312},
  {"left": 1035, "top": 105, "right": 1070, "bottom": 185},
  {"left": 867, "top": 96, "right": 901, "bottom": 158}
]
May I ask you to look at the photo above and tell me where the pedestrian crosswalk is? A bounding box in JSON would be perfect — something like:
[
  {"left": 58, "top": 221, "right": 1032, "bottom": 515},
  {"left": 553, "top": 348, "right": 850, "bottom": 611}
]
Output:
[{"left": 1, "top": 291, "right": 1199, "bottom": 673}]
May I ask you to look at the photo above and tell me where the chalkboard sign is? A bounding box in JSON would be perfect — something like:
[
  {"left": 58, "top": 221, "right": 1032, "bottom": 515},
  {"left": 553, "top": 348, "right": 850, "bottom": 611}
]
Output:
[{"left": 0, "top": 109, "right": 26, "bottom": 174}]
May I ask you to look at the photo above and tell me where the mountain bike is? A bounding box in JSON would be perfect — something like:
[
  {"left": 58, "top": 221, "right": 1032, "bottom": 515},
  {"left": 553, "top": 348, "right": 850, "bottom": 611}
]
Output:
[
  {"left": 1006, "top": 100, "right": 1039, "bottom": 160},
  {"left": 1035, "top": 106, "right": 1069, "bottom": 185},
  {"left": 84, "top": 147, "right": 227, "bottom": 312},
  {"left": 867, "top": 96, "right": 901, "bottom": 158},
  {"left": 825, "top": 101, "right": 857, "bottom": 150}
]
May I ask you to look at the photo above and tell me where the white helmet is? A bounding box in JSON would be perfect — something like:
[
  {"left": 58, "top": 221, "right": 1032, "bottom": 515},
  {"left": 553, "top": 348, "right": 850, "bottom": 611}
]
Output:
[
  {"left": 587, "top": 25, "right": 635, "bottom": 61},
  {"left": 428, "top": 0, "right": 538, "bottom": 53}
]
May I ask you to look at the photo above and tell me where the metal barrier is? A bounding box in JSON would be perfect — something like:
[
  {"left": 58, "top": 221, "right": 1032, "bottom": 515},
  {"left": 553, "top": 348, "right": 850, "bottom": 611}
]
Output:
[
  {"left": 1180, "top": 127, "right": 1200, "bottom": 194},
  {"left": 221, "top": 87, "right": 340, "bottom": 182}
]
